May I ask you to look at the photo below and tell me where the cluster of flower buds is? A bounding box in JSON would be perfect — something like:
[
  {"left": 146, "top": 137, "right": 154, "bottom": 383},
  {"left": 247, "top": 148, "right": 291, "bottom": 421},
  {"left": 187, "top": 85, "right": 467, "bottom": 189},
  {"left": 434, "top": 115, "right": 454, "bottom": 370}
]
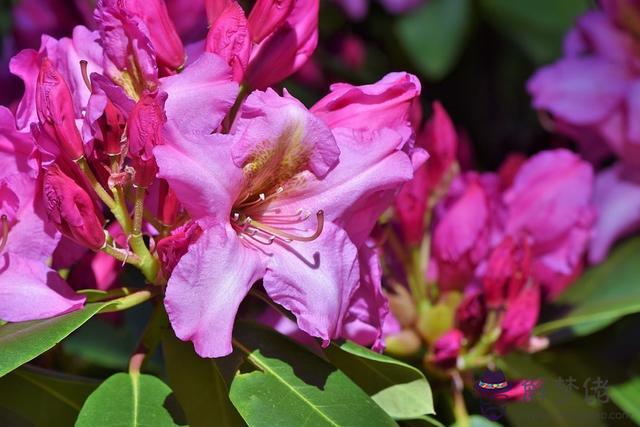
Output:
[{"left": 379, "top": 103, "right": 595, "bottom": 383}]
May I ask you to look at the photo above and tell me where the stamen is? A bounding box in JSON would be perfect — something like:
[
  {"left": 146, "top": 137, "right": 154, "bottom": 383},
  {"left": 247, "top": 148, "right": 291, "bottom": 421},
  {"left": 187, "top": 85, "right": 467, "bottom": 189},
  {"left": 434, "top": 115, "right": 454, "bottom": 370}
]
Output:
[
  {"left": 247, "top": 210, "right": 324, "bottom": 242},
  {"left": 0, "top": 215, "right": 8, "bottom": 252},
  {"left": 80, "top": 60, "right": 92, "bottom": 91}
]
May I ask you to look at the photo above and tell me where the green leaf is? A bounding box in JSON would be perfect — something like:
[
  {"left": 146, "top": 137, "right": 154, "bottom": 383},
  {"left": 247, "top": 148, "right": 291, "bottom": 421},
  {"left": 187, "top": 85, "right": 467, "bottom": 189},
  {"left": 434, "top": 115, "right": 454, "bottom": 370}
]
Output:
[
  {"left": 324, "top": 341, "right": 434, "bottom": 419},
  {"left": 229, "top": 322, "right": 397, "bottom": 427},
  {"left": 609, "top": 377, "right": 640, "bottom": 424},
  {"left": 0, "top": 366, "right": 98, "bottom": 427},
  {"left": 396, "top": 0, "right": 472, "bottom": 80},
  {"left": 480, "top": 0, "right": 590, "bottom": 64},
  {"left": 535, "top": 238, "right": 640, "bottom": 337},
  {"left": 75, "top": 372, "right": 181, "bottom": 427},
  {"left": 499, "top": 354, "right": 604, "bottom": 427},
  {"left": 162, "top": 328, "right": 245, "bottom": 427},
  {"left": 0, "top": 302, "right": 115, "bottom": 377}
]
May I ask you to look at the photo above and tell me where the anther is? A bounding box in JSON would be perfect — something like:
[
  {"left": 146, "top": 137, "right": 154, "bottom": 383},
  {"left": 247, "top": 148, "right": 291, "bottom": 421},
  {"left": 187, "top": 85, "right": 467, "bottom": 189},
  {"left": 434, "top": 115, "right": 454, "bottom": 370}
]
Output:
[
  {"left": 0, "top": 215, "right": 8, "bottom": 252},
  {"left": 80, "top": 60, "right": 92, "bottom": 92}
]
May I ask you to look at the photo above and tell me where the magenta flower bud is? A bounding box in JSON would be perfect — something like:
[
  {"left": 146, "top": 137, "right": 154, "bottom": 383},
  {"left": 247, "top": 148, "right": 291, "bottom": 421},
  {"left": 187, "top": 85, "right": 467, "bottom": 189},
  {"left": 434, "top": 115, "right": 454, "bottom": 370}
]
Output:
[
  {"left": 205, "top": 2, "right": 252, "bottom": 82},
  {"left": 455, "top": 287, "right": 486, "bottom": 344},
  {"left": 248, "top": 0, "right": 295, "bottom": 43},
  {"left": 99, "top": 100, "right": 127, "bottom": 156},
  {"left": 120, "top": 0, "right": 186, "bottom": 72},
  {"left": 429, "top": 329, "right": 463, "bottom": 370},
  {"left": 396, "top": 101, "right": 457, "bottom": 245},
  {"left": 44, "top": 164, "right": 106, "bottom": 250},
  {"left": 483, "top": 237, "right": 531, "bottom": 309},
  {"left": 158, "top": 180, "right": 180, "bottom": 226},
  {"left": 494, "top": 283, "right": 540, "bottom": 355},
  {"left": 127, "top": 91, "right": 167, "bottom": 187},
  {"left": 245, "top": 0, "right": 318, "bottom": 89},
  {"left": 36, "top": 58, "right": 85, "bottom": 161},
  {"left": 128, "top": 91, "right": 167, "bottom": 161}
]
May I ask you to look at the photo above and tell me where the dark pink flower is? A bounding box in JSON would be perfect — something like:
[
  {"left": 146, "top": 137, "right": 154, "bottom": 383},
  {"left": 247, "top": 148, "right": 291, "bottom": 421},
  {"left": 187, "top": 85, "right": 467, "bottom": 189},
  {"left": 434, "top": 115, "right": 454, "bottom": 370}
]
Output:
[{"left": 503, "top": 149, "right": 594, "bottom": 298}]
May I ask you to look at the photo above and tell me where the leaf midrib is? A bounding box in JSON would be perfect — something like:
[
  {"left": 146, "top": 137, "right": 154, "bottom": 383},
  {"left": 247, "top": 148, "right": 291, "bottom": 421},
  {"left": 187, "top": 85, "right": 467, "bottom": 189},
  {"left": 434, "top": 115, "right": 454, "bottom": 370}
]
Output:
[{"left": 232, "top": 338, "right": 340, "bottom": 427}]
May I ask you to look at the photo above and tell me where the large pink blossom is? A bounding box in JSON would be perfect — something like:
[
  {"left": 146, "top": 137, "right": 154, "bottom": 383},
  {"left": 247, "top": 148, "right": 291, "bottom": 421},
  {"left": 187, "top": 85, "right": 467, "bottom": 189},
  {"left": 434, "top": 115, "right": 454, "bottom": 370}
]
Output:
[
  {"left": 0, "top": 107, "right": 85, "bottom": 322},
  {"left": 155, "top": 73, "right": 421, "bottom": 357}
]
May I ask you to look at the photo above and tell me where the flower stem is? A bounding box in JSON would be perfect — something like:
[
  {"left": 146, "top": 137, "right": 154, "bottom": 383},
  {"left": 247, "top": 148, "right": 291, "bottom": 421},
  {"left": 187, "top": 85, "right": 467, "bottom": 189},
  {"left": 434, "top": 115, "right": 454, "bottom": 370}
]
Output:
[
  {"left": 129, "top": 186, "right": 159, "bottom": 284},
  {"left": 100, "top": 289, "right": 157, "bottom": 313},
  {"left": 452, "top": 372, "right": 470, "bottom": 427},
  {"left": 76, "top": 157, "right": 116, "bottom": 210},
  {"left": 101, "top": 244, "right": 141, "bottom": 266}
]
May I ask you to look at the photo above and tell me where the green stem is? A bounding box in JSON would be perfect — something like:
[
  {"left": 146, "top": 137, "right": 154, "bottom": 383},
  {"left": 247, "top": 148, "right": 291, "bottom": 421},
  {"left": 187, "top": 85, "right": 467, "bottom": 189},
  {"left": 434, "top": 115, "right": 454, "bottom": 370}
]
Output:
[
  {"left": 101, "top": 244, "right": 141, "bottom": 266},
  {"left": 76, "top": 157, "right": 116, "bottom": 210},
  {"left": 452, "top": 372, "right": 470, "bottom": 427},
  {"left": 100, "top": 289, "right": 157, "bottom": 313},
  {"left": 128, "top": 186, "right": 159, "bottom": 284}
]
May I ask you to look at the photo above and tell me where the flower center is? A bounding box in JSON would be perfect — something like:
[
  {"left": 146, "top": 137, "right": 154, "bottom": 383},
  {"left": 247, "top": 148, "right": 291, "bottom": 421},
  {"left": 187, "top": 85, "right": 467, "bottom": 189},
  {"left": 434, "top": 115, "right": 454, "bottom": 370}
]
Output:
[{"left": 230, "top": 186, "right": 324, "bottom": 248}]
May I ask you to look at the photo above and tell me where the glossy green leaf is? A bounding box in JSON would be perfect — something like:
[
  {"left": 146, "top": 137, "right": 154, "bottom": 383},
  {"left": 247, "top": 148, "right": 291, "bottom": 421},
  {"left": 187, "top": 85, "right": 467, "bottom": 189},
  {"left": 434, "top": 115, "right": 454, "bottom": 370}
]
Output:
[
  {"left": 499, "top": 354, "right": 603, "bottom": 427},
  {"left": 609, "top": 377, "right": 640, "bottom": 424},
  {"left": 396, "top": 0, "right": 472, "bottom": 80},
  {"left": 75, "top": 372, "right": 181, "bottom": 427},
  {"left": 324, "top": 341, "right": 434, "bottom": 419},
  {"left": 0, "top": 302, "right": 115, "bottom": 377},
  {"left": 480, "top": 0, "right": 589, "bottom": 63},
  {"left": 229, "top": 322, "right": 396, "bottom": 427},
  {"left": 535, "top": 238, "right": 640, "bottom": 337},
  {"left": 162, "top": 328, "right": 245, "bottom": 427},
  {"left": 0, "top": 366, "right": 98, "bottom": 427}
]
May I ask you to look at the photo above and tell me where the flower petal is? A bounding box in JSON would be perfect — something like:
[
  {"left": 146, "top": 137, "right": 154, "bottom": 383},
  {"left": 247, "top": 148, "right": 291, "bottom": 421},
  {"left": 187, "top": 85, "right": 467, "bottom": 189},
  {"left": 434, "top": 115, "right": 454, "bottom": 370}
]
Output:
[
  {"left": 263, "top": 221, "right": 359, "bottom": 345},
  {"left": 155, "top": 125, "right": 242, "bottom": 220},
  {"left": 164, "top": 222, "right": 264, "bottom": 358},
  {"left": 589, "top": 164, "right": 640, "bottom": 263},
  {"left": 277, "top": 127, "right": 414, "bottom": 246},
  {"left": 0, "top": 255, "right": 85, "bottom": 322},
  {"left": 160, "top": 52, "right": 238, "bottom": 135},
  {"left": 527, "top": 57, "right": 630, "bottom": 125}
]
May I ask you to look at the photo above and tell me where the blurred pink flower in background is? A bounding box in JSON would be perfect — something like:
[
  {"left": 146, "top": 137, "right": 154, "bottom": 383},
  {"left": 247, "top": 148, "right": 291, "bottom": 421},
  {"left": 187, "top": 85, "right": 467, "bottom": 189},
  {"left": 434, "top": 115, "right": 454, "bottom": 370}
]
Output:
[{"left": 528, "top": 0, "right": 640, "bottom": 263}]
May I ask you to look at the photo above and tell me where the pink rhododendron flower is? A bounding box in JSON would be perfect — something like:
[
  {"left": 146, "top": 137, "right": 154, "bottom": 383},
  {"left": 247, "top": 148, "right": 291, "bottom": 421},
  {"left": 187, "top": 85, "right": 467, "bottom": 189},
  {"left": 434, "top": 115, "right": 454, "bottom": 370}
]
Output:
[
  {"left": 155, "top": 73, "right": 421, "bottom": 357},
  {"left": 528, "top": 3, "right": 640, "bottom": 261},
  {"left": 0, "top": 108, "right": 85, "bottom": 322}
]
